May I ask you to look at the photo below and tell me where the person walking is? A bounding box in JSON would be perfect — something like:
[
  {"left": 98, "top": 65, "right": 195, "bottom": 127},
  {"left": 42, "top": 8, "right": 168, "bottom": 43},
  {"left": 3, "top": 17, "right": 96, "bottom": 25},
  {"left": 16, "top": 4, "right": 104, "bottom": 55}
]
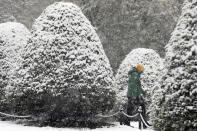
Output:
[{"left": 126, "top": 64, "right": 146, "bottom": 128}]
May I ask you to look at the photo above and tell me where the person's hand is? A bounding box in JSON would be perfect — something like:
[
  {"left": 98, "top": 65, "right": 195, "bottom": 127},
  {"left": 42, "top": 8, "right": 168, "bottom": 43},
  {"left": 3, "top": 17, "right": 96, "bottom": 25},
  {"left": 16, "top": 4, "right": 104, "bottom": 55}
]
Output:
[{"left": 131, "top": 97, "right": 136, "bottom": 100}]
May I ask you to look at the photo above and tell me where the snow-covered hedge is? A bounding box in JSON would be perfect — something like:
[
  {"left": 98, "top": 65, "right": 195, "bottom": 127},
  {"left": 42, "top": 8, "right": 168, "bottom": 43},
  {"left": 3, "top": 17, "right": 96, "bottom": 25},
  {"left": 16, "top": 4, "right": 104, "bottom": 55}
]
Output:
[
  {"left": 115, "top": 48, "right": 163, "bottom": 107},
  {"left": 0, "top": 22, "right": 30, "bottom": 102},
  {"left": 7, "top": 2, "right": 115, "bottom": 127},
  {"left": 151, "top": 1, "right": 197, "bottom": 130}
]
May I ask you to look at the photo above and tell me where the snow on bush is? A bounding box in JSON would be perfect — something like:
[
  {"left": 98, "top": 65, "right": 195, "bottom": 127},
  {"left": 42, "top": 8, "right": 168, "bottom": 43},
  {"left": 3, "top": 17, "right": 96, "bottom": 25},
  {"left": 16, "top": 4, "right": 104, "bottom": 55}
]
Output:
[
  {"left": 7, "top": 2, "right": 115, "bottom": 127},
  {"left": 0, "top": 22, "right": 30, "bottom": 101},
  {"left": 115, "top": 48, "right": 163, "bottom": 108},
  {"left": 151, "top": 1, "right": 197, "bottom": 130},
  {"left": 148, "top": 81, "right": 165, "bottom": 127}
]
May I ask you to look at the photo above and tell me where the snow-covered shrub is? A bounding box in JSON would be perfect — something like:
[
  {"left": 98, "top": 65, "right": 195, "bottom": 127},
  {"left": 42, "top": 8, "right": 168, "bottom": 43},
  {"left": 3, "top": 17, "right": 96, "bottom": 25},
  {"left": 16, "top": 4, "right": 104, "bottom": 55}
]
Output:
[
  {"left": 149, "top": 81, "right": 165, "bottom": 126},
  {"left": 152, "top": 0, "right": 197, "bottom": 130},
  {"left": 7, "top": 2, "right": 115, "bottom": 127},
  {"left": 0, "top": 22, "right": 30, "bottom": 103},
  {"left": 115, "top": 48, "right": 163, "bottom": 109}
]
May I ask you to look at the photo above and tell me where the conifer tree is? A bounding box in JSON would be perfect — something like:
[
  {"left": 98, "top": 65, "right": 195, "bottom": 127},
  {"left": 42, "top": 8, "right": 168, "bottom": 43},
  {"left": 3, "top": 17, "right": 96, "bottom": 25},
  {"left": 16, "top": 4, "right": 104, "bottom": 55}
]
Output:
[
  {"left": 152, "top": 1, "right": 197, "bottom": 130},
  {"left": 115, "top": 48, "right": 163, "bottom": 108},
  {"left": 0, "top": 22, "right": 30, "bottom": 102},
  {"left": 7, "top": 2, "right": 115, "bottom": 127}
]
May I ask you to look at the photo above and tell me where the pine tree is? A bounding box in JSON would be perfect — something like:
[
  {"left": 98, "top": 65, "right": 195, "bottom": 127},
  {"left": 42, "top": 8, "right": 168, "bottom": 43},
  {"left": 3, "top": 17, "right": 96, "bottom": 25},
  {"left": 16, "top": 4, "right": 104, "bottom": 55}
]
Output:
[
  {"left": 7, "top": 2, "right": 115, "bottom": 127},
  {"left": 115, "top": 48, "right": 163, "bottom": 109},
  {"left": 0, "top": 22, "right": 30, "bottom": 103},
  {"left": 152, "top": 0, "right": 197, "bottom": 130}
]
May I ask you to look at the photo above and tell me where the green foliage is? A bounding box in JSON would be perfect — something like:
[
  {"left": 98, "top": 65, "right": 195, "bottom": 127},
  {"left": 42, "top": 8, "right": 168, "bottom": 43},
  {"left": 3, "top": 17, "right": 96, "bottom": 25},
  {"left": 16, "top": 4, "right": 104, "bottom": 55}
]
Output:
[
  {"left": 7, "top": 2, "right": 115, "bottom": 127},
  {"left": 151, "top": 1, "right": 197, "bottom": 130}
]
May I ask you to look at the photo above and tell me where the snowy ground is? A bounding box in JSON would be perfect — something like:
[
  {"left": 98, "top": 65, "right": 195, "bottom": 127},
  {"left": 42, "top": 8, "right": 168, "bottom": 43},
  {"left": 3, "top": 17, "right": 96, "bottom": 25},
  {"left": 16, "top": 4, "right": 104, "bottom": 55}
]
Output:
[{"left": 0, "top": 120, "right": 153, "bottom": 131}]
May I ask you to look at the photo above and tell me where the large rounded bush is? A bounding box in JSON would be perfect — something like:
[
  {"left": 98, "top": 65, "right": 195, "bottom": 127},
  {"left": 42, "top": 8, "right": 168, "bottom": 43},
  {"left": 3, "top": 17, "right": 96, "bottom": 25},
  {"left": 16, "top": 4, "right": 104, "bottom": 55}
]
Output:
[
  {"left": 152, "top": 1, "right": 197, "bottom": 130},
  {"left": 115, "top": 48, "right": 163, "bottom": 108},
  {"left": 7, "top": 2, "right": 115, "bottom": 127},
  {"left": 0, "top": 22, "right": 30, "bottom": 102}
]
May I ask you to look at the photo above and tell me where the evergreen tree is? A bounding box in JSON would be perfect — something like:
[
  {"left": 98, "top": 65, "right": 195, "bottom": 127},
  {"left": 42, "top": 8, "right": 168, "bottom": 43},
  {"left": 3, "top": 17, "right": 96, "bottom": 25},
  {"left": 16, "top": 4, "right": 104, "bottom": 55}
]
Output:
[
  {"left": 115, "top": 48, "right": 163, "bottom": 109},
  {"left": 0, "top": 22, "right": 30, "bottom": 103},
  {"left": 7, "top": 2, "right": 115, "bottom": 127},
  {"left": 152, "top": 0, "right": 197, "bottom": 130}
]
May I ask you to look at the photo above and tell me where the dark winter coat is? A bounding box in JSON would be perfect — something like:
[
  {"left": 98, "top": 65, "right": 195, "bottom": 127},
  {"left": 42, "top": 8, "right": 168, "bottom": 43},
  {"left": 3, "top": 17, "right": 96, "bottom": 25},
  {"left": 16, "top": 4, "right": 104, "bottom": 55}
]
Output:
[{"left": 127, "top": 67, "right": 145, "bottom": 98}]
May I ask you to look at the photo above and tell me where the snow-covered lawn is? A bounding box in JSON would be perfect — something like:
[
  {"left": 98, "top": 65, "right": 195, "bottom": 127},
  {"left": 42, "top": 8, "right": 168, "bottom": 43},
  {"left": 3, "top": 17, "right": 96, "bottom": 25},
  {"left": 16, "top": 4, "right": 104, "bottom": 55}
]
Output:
[{"left": 0, "top": 121, "right": 153, "bottom": 131}]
